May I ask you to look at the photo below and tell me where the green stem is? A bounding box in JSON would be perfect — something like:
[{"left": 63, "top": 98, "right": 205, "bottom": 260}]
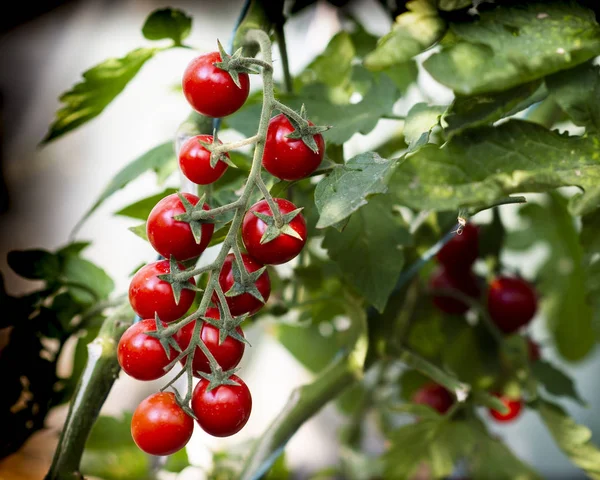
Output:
[
  {"left": 274, "top": 22, "right": 293, "bottom": 94},
  {"left": 255, "top": 175, "right": 284, "bottom": 227},
  {"left": 45, "top": 303, "right": 133, "bottom": 480}
]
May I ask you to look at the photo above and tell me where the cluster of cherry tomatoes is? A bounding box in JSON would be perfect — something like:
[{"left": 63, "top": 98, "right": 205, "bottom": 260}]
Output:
[
  {"left": 117, "top": 47, "right": 324, "bottom": 456},
  {"left": 413, "top": 223, "right": 540, "bottom": 423}
]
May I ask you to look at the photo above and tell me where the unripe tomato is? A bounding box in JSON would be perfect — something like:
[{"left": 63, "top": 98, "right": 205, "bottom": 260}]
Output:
[
  {"left": 242, "top": 198, "right": 307, "bottom": 265},
  {"left": 412, "top": 383, "right": 454, "bottom": 414},
  {"left": 429, "top": 266, "right": 481, "bottom": 315},
  {"left": 487, "top": 276, "right": 537, "bottom": 334},
  {"left": 182, "top": 51, "right": 250, "bottom": 118},
  {"left": 179, "top": 134, "right": 229, "bottom": 185},
  {"left": 128, "top": 260, "right": 195, "bottom": 323},
  {"left": 147, "top": 192, "right": 214, "bottom": 261},
  {"left": 436, "top": 223, "right": 479, "bottom": 273}
]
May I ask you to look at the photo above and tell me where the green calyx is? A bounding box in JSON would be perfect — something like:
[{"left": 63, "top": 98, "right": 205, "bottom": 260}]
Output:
[
  {"left": 156, "top": 256, "right": 202, "bottom": 304},
  {"left": 146, "top": 313, "right": 183, "bottom": 358},
  {"left": 197, "top": 365, "right": 241, "bottom": 392},
  {"left": 199, "top": 129, "right": 239, "bottom": 169},
  {"left": 214, "top": 40, "right": 260, "bottom": 88},
  {"left": 173, "top": 192, "right": 215, "bottom": 244},
  {"left": 202, "top": 303, "right": 250, "bottom": 347},
  {"left": 253, "top": 207, "right": 304, "bottom": 245},
  {"left": 283, "top": 104, "right": 330, "bottom": 153},
  {"left": 225, "top": 258, "right": 267, "bottom": 302}
]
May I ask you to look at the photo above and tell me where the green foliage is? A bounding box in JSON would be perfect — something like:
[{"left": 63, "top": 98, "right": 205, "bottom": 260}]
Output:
[
  {"left": 532, "top": 360, "right": 586, "bottom": 405},
  {"left": 404, "top": 103, "right": 446, "bottom": 150},
  {"left": 425, "top": 2, "right": 600, "bottom": 95},
  {"left": 115, "top": 187, "right": 177, "bottom": 219},
  {"left": 141, "top": 8, "right": 192, "bottom": 45}
]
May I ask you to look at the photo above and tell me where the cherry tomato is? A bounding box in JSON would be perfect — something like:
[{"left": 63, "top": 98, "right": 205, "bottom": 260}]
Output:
[
  {"left": 191, "top": 375, "right": 252, "bottom": 437},
  {"left": 131, "top": 392, "right": 193, "bottom": 455},
  {"left": 129, "top": 260, "right": 195, "bottom": 323},
  {"left": 489, "top": 394, "right": 523, "bottom": 422},
  {"left": 147, "top": 192, "right": 214, "bottom": 261},
  {"left": 412, "top": 383, "right": 454, "bottom": 414},
  {"left": 526, "top": 337, "right": 541, "bottom": 362},
  {"left": 214, "top": 253, "right": 271, "bottom": 316},
  {"left": 117, "top": 318, "right": 176, "bottom": 381},
  {"left": 487, "top": 276, "right": 537, "bottom": 334},
  {"left": 242, "top": 198, "right": 307, "bottom": 265},
  {"left": 262, "top": 114, "right": 325, "bottom": 181},
  {"left": 436, "top": 223, "right": 479, "bottom": 273},
  {"left": 174, "top": 307, "right": 245, "bottom": 376},
  {"left": 182, "top": 51, "right": 250, "bottom": 118},
  {"left": 179, "top": 134, "right": 229, "bottom": 185},
  {"left": 429, "top": 266, "right": 481, "bottom": 315}
]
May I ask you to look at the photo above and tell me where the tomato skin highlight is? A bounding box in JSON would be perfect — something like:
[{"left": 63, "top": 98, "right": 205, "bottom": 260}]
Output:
[
  {"left": 487, "top": 276, "right": 538, "bottom": 334},
  {"left": 191, "top": 375, "right": 252, "bottom": 437},
  {"left": 436, "top": 223, "right": 479, "bottom": 273},
  {"left": 489, "top": 394, "right": 523, "bottom": 422},
  {"left": 179, "top": 134, "right": 229, "bottom": 185},
  {"left": 262, "top": 114, "right": 325, "bottom": 181},
  {"left": 429, "top": 266, "right": 481, "bottom": 315},
  {"left": 128, "top": 260, "right": 195, "bottom": 323},
  {"left": 174, "top": 307, "right": 245, "bottom": 376},
  {"left": 242, "top": 198, "right": 307, "bottom": 265},
  {"left": 412, "top": 383, "right": 454, "bottom": 414},
  {"left": 131, "top": 392, "right": 194, "bottom": 456},
  {"left": 117, "top": 319, "right": 176, "bottom": 381},
  {"left": 182, "top": 51, "right": 250, "bottom": 118},
  {"left": 214, "top": 253, "right": 271, "bottom": 316},
  {"left": 147, "top": 192, "right": 214, "bottom": 261}
]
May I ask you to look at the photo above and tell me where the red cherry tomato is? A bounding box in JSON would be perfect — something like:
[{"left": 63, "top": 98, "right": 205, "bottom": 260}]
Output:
[
  {"left": 262, "top": 114, "right": 325, "bottom": 181},
  {"left": 129, "top": 260, "right": 195, "bottom": 323},
  {"left": 429, "top": 266, "right": 481, "bottom": 315},
  {"left": 214, "top": 253, "right": 271, "bottom": 316},
  {"left": 436, "top": 223, "right": 479, "bottom": 273},
  {"left": 117, "top": 318, "right": 176, "bottom": 381},
  {"left": 242, "top": 198, "right": 307, "bottom": 265},
  {"left": 412, "top": 383, "right": 454, "bottom": 414},
  {"left": 174, "top": 307, "right": 245, "bottom": 376},
  {"left": 147, "top": 192, "right": 214, "bottom": 261},
  {"left": 489, "top": 394, "right": 523, "bottom": 422},
  {"left": 179, "top": 134, "right": 229, "bottom": 185},
  {"left": 131, "top": 392, "right": 193, "bottom": 455},
  {"left": 526, "top": 336, "right": 541, "bottom": 362},
  {"left": 191, "top": 375, "right": 252, "bottom": 437},
  {"left": 182, "top": 51, "right": 250, "bottom": 118},
  {"left": 487, "top": 276, "right": 537, "bottom": 334}
]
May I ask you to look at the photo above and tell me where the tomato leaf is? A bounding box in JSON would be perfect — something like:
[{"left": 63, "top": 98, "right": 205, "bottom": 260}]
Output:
[
  {"left": 532, "top": 360, "right": 586, "bottom": 406},
  {"left": 7, "top": 249, "right": 61, "bottom": 281},
  {"left": 404, "top": 103, "right": 446, "bottom": 150},
  {"left": 364, "top": 0, "right": 446, "bottom": 71},
  {"left": 437, "top": 0, "right": 472, "bottom": 11},
  {"left": 141, "top": 8, "right": 192, "bottom": 46},
  {"left": 62, "top": 255, "right": 114, "bottom": 303},
  {"left": 537, "top": 400, "right": 600, "bottom": 480},
  {"left": 323, "top": 195, "right": 411, "bottom": 312},
  {"left": 42, "top": 47, "right": 158, "bottom": 144},
  {"left": 164, "top": 447, "right": 190, "bottom": 473},
  {"left": 128, "top": 222, "right": 148, "bottom": 241},
  {"left": 114, "top": 187, "right": 177, "bottom": 220},
  {"left": 390, "top": 120, "right": 600, "bottom": 215},
  {"left": 424, "top": 2, "right": 600, "bottom": 95},
  {"left": 315, "top": 152, "right": 399, "bottom": 229}
]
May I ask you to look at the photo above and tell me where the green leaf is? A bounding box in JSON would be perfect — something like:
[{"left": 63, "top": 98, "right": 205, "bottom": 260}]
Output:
[
  {"left": 437, "top": 0, "right": 471, "bottom": 11},
  {"left": 509, "top": 194, "right": 595, "bottom": 361},
  {"left": 7, "top": 249, "right": 61, "bottom": 281},
  {"left": 82, "top": 414, "right": 150, "bottom": 480},
  {"left": 323, "top": 195, "right": 411, "bottom": 312},
  {"left": 62, "top": 255, "right": 114, "bottom": 303},
  {"left": 404, "top": 103, "right": 446, "bottom": 150},
  {"left": 444, "top": 80, "right": 545, "bottom": 136},
  {"left": 114, "top": 187, "right": 177, "bottom": 220},
  {"left": 532, "top": 360, "right": 586, "bottom": 405},
  {"left": 424, "top": 2, "right": 600, "bottom": 95},
  {"left": 364, "top": 0, "right": 446, "bottom": 71},
  {"left": 315, "top": 152, "right": 398, "bottom": 229},
  {"left": 478, "top": 207, "right": 506, "bottom": 259},
  {"left": 128, "top": 223, "right": 148, "bottom": 241},
  {"left": 538, "top": 400, "right": 600, "bottom": 480},
  {"left": 75, "top": 142, "right": 176, "bottom": 230},
  {"left": 142, "top": 8, "right": 191, "bottom": 45},
  {"left": 547, "top": 62, "right": 600, "bottom": 133},
  {"left": 164, "top": 447, "right": 190, "bottom": 473},
  {"left": 42, "top": 47, "right": 157, "bottom": 144},
  {"left": 390, "top": 120, "right": 600, "bottom": 214}
]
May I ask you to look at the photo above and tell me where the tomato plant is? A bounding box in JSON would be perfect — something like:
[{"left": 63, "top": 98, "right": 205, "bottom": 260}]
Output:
[
  {"left": 489, "top": 395, "right": 524, "bottom": 423},
  {"left": 412, "top": 383, "right": 454, "bottom": 415},
  {"left": 178, "top": 134, "right": 230, "bottom": 185},
  {"left": 487, "top": 276, "right": 538, "bottom": 334}
]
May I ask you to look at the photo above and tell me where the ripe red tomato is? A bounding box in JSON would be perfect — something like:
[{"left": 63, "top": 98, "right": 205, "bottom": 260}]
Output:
[
  {"left": 487, "top": 276, "right": 537, "bottom": 334},
  {"left": 489, "top": 394, "right": 523, "bottom": 422},
  {"left": 117, "top": 318, "right": 176, "bottom": 381},
  {"left": 242, "top": 198, "right": 307, "bottom": 265},
  {"left": 174, "top": 307, "right": 245, "bottom": 376},
  {"left": 131, "top": 392, "right": 193, "bottom": 455},
  {"left": 412, "top": 383, "right": 454, "bottom": 414},
  {"left": 179, "top": 134, "right": 229, "bottom": 185},
  {"left": 436, "top": 223, "right": 479, "bottom": 273},
  {"left": 214, "top": 253, "right": 271, "bottom": 316},
  {"left": 429, "top": 266, "right": 481, "bottom": 315},
  {"left": 262, "top": 114, "right": 325, "bottom": 181},
  {"left": 526, "top": 337, "right": 541, "bottom": 362},
  {"left": 129, "top": 260, "right": 196, "bottom": 323},
  {"left": 182, "top": 51, "right": 250, "bottom": 118},
  {"left": 191, "top": 374, "right": 252, "bottom": 437},
  {"left": 147, "top": 192, "right": 214, "bottom": 261}
]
